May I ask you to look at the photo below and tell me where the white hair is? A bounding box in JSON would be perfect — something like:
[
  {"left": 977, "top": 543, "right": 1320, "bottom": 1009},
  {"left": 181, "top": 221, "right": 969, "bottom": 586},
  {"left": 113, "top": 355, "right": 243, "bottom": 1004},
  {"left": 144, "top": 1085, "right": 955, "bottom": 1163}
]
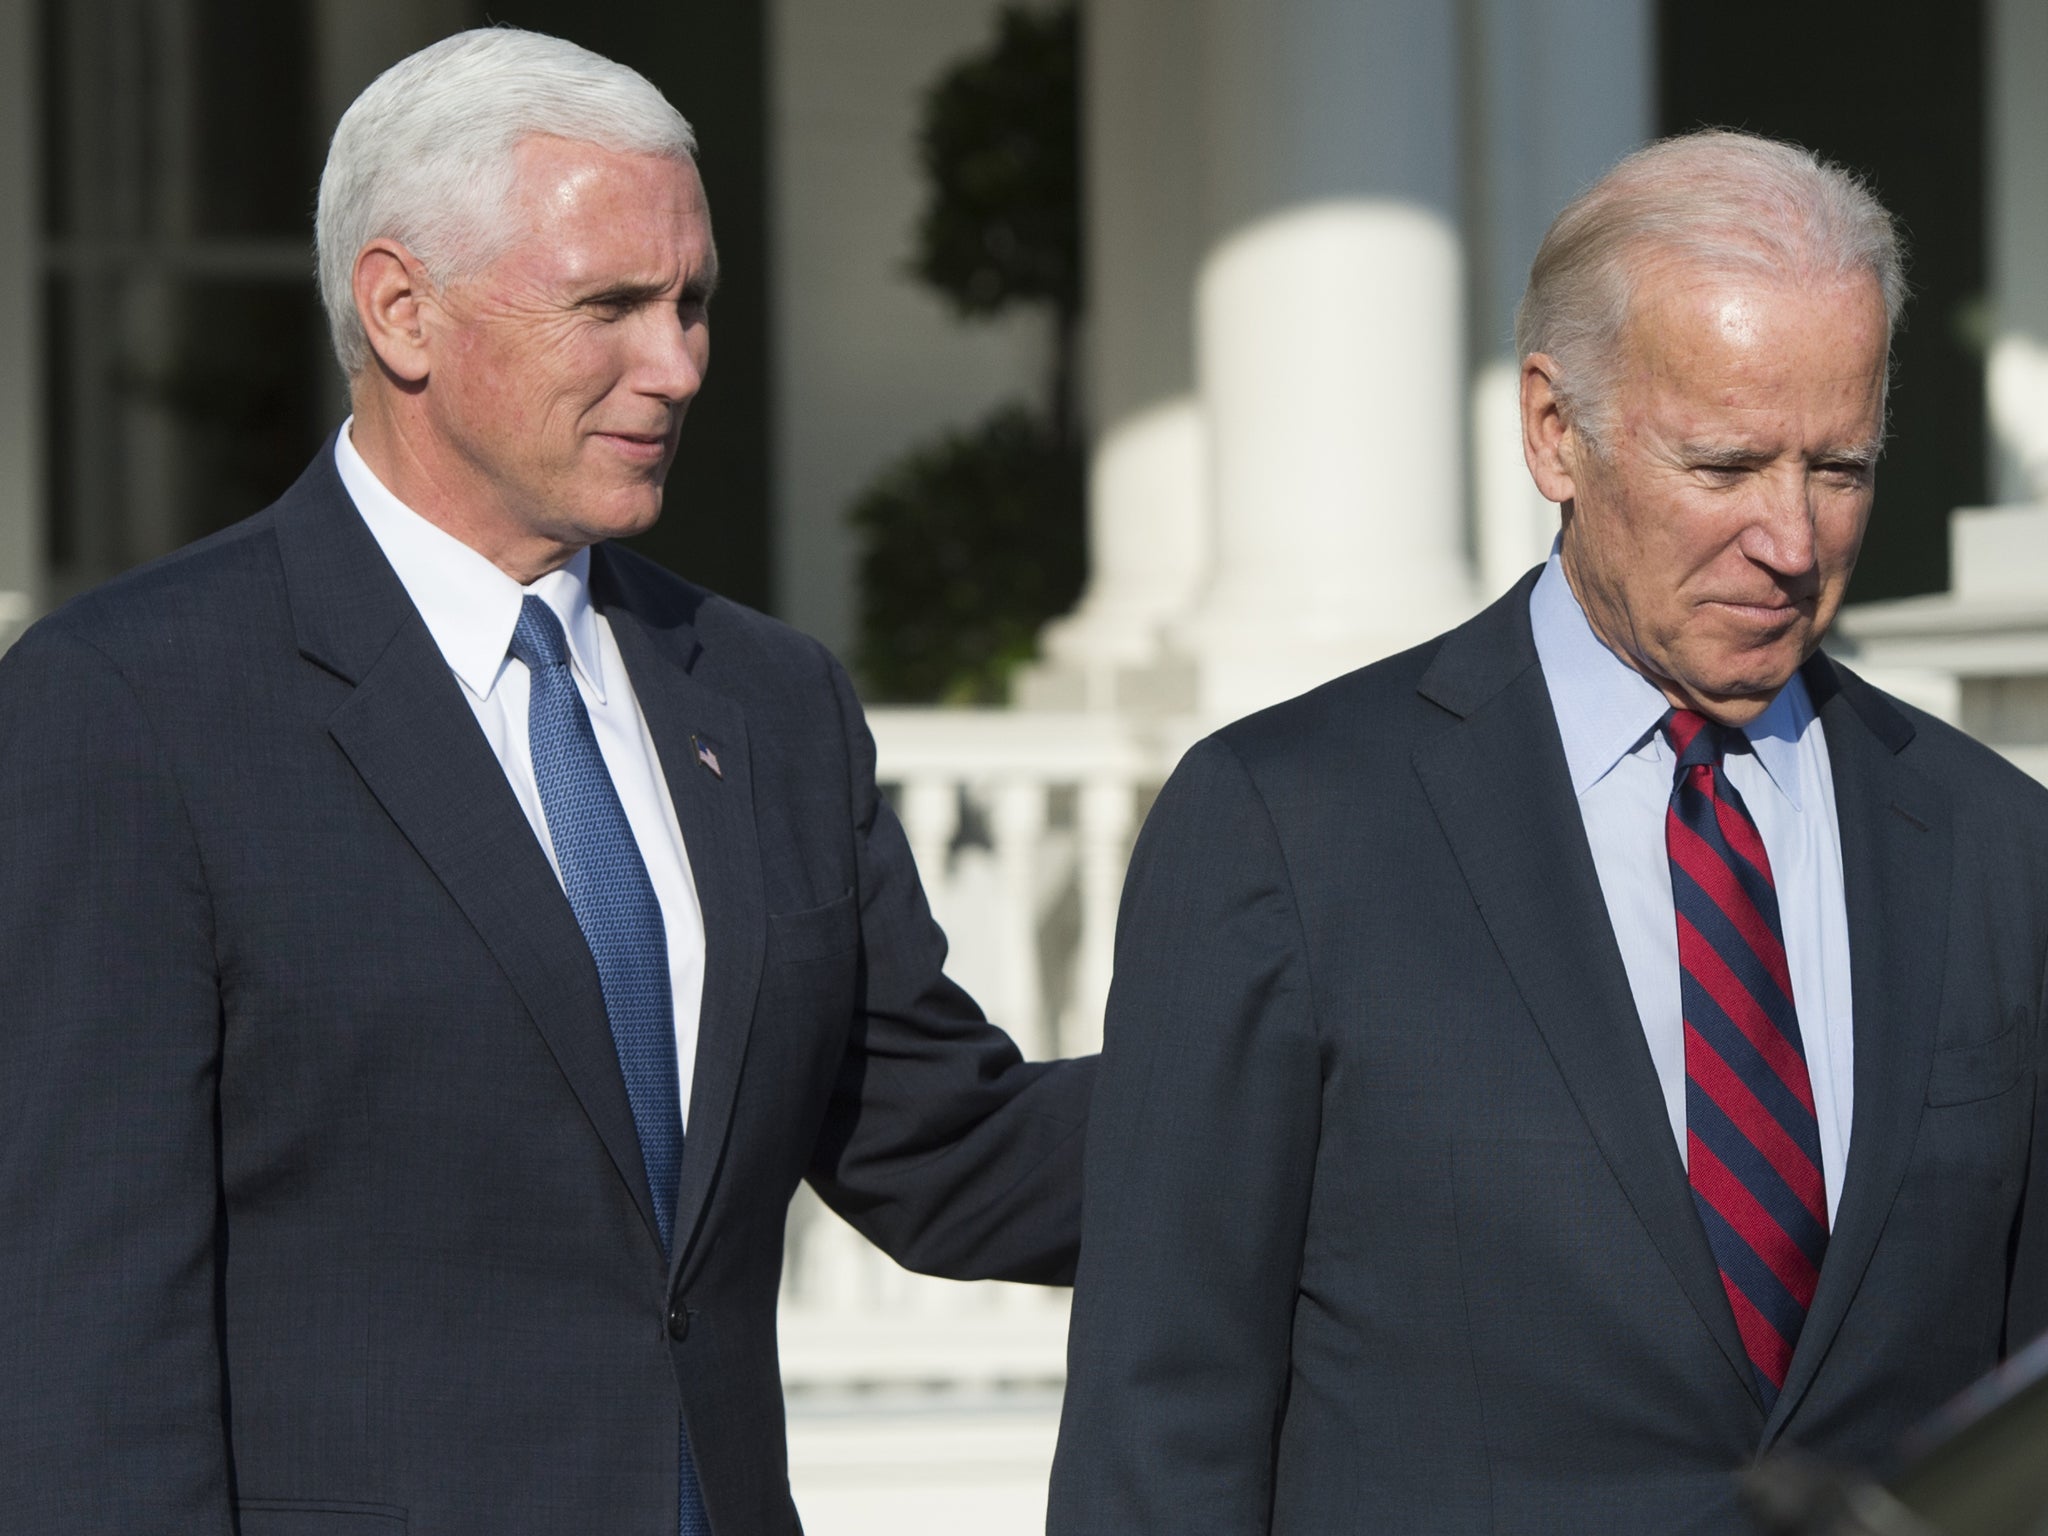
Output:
[
  {"left": 1515, "top": 129, "right": 1908, "bottom": 451},
  {"left": 315, "top": 27, "right": 697, "bottom": 377}
]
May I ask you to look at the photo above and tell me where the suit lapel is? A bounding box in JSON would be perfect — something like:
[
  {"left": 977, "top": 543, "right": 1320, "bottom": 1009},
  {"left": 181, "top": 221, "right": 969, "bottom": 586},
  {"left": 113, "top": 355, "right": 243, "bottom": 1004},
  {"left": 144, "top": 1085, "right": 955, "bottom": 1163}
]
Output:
[
  {"left": 597, "top": 562, "right": 766, "bottom": 1284},
  {"left": 1411, "top": 581, "right": 1759, "bottom": 1399},
  {"left": 1763, "top": 657, "right": 1951, "bottom": 1441},
  {"left": 271, "top": 457, "right": 665, "bottom": 1254}
]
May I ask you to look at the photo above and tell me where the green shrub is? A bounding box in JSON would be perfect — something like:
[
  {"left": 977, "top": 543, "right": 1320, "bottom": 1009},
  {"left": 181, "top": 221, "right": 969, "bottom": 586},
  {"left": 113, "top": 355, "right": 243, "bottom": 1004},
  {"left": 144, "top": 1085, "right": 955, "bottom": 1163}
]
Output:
[{"left": 851, "top": 405, "right": 1084, "bottom": 704}]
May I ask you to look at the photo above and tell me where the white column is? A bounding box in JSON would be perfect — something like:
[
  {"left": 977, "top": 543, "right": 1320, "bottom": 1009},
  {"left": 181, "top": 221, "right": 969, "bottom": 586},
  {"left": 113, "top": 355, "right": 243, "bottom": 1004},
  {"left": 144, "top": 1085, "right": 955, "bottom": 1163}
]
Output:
[
  {"left": 1987, "top": 0, "right": 2048, "bottom": 507},
  {"left": 1029, "top": 0, "right": 1208, "bottom": 709},
  {"left": 1467, "top": 0, "right": 1653, "bottom": 598},
  {"left": 0, "top": 0, "right": 42, "bottom": 648},
  {"left": 1173, "top": 0, "right": 1473, "bottom": 721}
]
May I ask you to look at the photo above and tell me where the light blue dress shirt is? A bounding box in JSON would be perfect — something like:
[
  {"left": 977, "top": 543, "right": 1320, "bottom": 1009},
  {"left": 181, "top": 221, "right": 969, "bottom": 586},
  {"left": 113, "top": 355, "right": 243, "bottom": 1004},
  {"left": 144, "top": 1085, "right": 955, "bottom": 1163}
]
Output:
[{"left": 1529, "top": 552, "right": 1854, "bottom": 1224}]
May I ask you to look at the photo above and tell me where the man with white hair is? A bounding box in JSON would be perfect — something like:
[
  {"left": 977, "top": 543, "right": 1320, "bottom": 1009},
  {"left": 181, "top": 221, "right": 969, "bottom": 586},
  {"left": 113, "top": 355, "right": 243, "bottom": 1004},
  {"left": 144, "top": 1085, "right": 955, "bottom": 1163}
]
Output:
[
  {"left": 1049, "top": 130, "right": 2048, "bottom": 1532},
  {"left": 0, "top": 28, "right": 1091, "bottom": 1535}
]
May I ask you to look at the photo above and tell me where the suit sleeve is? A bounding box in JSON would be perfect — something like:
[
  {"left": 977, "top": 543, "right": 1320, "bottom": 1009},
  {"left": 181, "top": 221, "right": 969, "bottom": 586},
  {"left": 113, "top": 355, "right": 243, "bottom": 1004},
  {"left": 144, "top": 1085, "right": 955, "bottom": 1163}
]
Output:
[
  {"left": 803, "top": 653, "right": 1096, "bottom": 1284},
  {"left": 1047, "top": 734, "right": 1321, "bottom": 1535},
  {"left": 0, "top": 627, "right": 233, "bottom": 1528}
]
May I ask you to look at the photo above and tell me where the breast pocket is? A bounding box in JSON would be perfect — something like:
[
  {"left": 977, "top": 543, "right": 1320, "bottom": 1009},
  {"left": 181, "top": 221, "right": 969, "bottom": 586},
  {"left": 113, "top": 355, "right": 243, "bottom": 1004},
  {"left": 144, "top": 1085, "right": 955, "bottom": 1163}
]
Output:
[
  {"left": 767, "top": 888, "right": 859, "bottom": 964},
  {"left": 1927, "top": 1006, "right": 2030, "bottom": 1106},
  {"left": 234, "top": 1501, "right": 408, "bottom": 1535}
]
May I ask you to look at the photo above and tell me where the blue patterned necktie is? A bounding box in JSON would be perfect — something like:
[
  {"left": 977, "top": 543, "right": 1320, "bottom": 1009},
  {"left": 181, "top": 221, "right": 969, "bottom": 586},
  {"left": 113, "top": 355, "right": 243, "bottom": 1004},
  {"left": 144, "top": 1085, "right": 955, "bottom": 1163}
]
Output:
[
  {"left": 1663, "top": 708, "right": 1828, "bottom": 1411},
  {"left": 508, "top": 596, "right": 708, "bottom": 1535}
]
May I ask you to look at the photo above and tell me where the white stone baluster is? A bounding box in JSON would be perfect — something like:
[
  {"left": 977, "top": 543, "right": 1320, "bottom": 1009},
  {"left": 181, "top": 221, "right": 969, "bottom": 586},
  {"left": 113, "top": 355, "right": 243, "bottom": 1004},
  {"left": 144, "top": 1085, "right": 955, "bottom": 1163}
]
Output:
[
  {"left": 1068, "top": 777, "right": 1136, "bottom": 1057},
  {"left": 899, "top": 774, "right": 958, "bottom": 896},
  {"left": 990, "top": 778, "right": 1049, "bottom": 1060}
]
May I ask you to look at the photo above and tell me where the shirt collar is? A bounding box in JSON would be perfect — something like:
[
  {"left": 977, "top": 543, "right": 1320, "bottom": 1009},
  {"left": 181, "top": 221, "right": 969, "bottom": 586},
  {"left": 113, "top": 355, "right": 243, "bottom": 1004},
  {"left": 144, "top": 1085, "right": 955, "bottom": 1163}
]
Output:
[
  {"left": 1528, "top": 545, "right": 1809, "bottom": 810},
  {"left": 334, "top": 420, "right": 607, "bottom": 704}
]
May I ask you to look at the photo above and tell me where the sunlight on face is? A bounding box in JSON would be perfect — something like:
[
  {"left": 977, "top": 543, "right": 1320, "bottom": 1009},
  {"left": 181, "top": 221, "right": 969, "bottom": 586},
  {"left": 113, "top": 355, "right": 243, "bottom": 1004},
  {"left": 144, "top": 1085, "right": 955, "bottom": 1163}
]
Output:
[
  {"left": 1557, "top": 268, "right": 1889, "bottom": 727},
  {"left": 422, "top": 136, "right": 718, "bottom": 559}
]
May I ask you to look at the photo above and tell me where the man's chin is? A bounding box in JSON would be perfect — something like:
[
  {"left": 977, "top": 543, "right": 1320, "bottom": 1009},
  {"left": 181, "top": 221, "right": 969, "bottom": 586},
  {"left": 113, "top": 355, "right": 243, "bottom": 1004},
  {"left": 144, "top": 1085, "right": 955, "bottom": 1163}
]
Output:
[
  {"left": 567, "top": 490, "right": 666, "bottom": 546},
  {"left": 1682, "top": 664, "right": 1805, "bottom": 725}
]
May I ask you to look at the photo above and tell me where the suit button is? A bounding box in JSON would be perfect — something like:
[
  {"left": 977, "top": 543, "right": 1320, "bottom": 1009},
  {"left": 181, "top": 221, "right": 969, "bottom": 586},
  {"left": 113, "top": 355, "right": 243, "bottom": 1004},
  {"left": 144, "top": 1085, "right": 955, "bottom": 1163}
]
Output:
[{"left": 667, "top": 1301, "right": 690, "bottom": 1341}]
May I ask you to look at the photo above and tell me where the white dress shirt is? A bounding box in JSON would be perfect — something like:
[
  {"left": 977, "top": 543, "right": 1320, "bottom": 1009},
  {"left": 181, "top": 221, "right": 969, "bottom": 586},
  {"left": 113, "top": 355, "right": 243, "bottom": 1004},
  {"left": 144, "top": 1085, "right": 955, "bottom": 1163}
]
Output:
[
  {"left": 1529, "top": 552, "right": 1854, "bottom": 1223},
  {"left": 336, "top": 421, "right": 707, "bottom": 1127}
]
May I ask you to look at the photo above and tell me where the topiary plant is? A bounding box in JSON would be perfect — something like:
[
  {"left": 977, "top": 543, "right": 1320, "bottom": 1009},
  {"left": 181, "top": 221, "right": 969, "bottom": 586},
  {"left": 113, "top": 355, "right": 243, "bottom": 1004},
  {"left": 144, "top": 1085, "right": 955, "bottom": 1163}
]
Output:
[
  {"left": 851, "top": 404, "right": 1084, "bottom": 705},
  {"left": 911, "top": 2, "right": 1081, "bottom": 446},
  {"left": 850, "top": 3, "right": 1084, "bottom": 704}
]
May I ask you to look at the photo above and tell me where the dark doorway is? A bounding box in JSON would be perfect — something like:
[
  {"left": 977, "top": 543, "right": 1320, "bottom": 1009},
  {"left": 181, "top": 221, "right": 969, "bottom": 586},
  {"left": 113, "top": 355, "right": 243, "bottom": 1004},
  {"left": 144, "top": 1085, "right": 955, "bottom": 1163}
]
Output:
[
  {"left": 1660, "top": 1, "right": 1986, "bottom": 601},
  {"left": 38, "top": 0, "right": 327, "bottom": 598}
]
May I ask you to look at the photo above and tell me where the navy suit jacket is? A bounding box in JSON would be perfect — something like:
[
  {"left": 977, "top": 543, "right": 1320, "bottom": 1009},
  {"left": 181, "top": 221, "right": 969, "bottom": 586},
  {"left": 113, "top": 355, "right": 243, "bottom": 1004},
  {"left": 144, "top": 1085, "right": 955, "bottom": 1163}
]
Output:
[
  {"left": 0, "top": 443, "right": 1092, "bottom": 1535},
  {"left": 1048, "top": 571, "right": 2047, "bottom": 1534}
]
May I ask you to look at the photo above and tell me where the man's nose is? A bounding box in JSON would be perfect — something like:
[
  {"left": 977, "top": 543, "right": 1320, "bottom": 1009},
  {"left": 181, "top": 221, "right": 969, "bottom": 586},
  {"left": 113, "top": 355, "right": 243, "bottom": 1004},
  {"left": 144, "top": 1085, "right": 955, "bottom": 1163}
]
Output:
[
  {"left": 634, "top": 309, "right": 708, "bottom": 404},
  {"left": 1743, "top": 469, "right": 1819, "bottom": 573}
]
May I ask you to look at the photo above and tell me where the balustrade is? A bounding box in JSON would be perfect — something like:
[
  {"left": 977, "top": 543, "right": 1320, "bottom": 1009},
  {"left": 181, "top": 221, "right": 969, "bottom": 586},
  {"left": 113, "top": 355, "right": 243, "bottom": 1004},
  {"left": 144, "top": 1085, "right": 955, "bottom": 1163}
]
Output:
[{"left": 778, "top": 707, "right": 1179, "bottom": 1398}]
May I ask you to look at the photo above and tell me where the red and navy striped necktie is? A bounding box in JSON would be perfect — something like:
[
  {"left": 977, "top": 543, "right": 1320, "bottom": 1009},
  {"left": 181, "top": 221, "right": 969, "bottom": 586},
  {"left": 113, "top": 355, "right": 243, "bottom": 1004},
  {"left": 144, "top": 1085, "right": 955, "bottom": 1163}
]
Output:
[{"left": 1663, "top": 708, "right": 1828, "bottom": 1409}]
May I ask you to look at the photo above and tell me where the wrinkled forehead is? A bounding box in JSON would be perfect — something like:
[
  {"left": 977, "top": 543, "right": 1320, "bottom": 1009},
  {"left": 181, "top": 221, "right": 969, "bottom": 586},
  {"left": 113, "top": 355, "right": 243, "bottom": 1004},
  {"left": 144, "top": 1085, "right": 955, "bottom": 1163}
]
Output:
[
  {"left": 1611, "top": 255, "right": 1890, "bottom": 392},
  {"left": 475, "top": 135, "right": 716, "bottom": 283},
  {"left": 502, "top": 132, "right": 705, "bottom": 213},
  {"left": 1618, "top": 245, "right": 1889, "bottom": 348}
]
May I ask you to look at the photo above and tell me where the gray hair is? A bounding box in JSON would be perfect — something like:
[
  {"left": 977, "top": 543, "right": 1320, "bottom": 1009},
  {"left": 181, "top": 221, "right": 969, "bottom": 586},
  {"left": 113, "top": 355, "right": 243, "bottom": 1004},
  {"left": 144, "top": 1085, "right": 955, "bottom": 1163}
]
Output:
[
  {"left": 315, "top": 27, "right": 697, "bottom": 377},
  {"left": 1515, "top": 129, "right": 1907, "bottom": 450}
]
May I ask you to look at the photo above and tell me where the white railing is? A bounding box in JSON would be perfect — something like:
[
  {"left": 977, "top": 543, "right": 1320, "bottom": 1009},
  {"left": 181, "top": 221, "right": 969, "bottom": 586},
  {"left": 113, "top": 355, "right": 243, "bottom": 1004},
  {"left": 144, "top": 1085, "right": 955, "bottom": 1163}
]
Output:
[
  {"left": 873, "top": 708, "right": 1176, "bottom": 1061},
  {"left": 1835, "top": 502, "right": 2048, "bottom": 789},
  {"left": 777, "top": 708, "right": 1185, "bottom": 1401}
]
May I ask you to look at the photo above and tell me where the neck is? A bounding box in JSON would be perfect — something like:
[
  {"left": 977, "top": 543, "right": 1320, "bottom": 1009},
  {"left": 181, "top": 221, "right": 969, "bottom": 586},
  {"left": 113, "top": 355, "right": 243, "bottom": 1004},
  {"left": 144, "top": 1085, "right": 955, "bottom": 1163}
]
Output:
[{"left": 347, "top": 384, "right": 577, "bottom": 585}]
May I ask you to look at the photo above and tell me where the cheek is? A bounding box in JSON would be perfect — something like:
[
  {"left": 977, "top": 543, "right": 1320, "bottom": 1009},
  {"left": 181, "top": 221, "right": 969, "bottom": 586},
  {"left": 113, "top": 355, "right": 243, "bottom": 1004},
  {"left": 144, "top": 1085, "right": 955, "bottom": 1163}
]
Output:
[
  {"left": 447, "top": 332, "right": 535, "bottom": 423},
  {"left": 530, "top": 339, "right": 630, "bottom": 429},
  {"left": 1816, "top": 497, "right": 1872, "bottom": 572}
]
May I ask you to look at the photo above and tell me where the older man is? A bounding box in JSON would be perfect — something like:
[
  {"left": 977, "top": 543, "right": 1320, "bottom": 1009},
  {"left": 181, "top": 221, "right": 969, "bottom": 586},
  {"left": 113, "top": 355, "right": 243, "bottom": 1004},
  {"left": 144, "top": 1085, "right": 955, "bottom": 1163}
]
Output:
[
  {"left": 1049, "top": 131, "right": 2048, "bottom": 1533},
  {"left": 0, "top": 29, "right": 1090, "bottom": 1536}
]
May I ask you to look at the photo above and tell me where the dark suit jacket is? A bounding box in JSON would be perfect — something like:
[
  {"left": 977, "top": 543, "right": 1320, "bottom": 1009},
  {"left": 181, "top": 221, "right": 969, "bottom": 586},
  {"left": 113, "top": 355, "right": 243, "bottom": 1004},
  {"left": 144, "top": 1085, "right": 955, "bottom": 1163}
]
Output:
[
  {"left": 0, "top": 443, "right": 1093, "bottom": 1535},
  {"left": 1048, "top": 571, "right": 2047, "bottom": 1534}
]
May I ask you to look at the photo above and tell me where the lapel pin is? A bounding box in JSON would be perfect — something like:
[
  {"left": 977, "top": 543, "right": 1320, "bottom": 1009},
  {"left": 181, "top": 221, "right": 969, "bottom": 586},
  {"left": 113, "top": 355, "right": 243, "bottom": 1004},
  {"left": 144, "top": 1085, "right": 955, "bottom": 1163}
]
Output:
[{"left": 692, "top": 732, "right": 724, "bottom": 780}]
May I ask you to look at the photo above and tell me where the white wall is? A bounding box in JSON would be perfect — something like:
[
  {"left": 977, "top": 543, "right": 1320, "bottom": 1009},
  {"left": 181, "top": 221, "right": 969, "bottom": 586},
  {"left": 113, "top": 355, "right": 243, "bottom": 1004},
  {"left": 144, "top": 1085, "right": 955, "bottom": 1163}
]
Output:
[{"left": 768, "top": 0, "right": 1053, "bottom": 662}]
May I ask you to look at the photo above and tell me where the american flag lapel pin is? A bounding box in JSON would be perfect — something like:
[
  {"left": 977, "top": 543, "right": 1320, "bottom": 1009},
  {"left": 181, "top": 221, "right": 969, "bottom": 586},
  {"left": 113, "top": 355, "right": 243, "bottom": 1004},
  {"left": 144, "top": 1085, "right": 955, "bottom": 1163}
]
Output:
[{"left": 691, "top": 732, "right": 724, "bottom": 780}]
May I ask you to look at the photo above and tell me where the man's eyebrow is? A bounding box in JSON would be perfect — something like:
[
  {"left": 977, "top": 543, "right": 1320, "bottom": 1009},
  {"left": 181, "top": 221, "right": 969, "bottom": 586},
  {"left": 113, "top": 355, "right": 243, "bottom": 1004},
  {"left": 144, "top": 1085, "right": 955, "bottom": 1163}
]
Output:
[
  {"left": 1675, "top": 440, "right": 1882, "bottom": 469},
  {"left": 1677, "top": 443, "right": 1773, "bottom": 469},
  {"left": 575, "top": 262, "right": 721, "bottom": 307},
  {"left": 577, "top": 279, "right": 672, "bottom": 307},
  {"left": 1820, "top": 440, "right": 1883, "bottom": 468}
]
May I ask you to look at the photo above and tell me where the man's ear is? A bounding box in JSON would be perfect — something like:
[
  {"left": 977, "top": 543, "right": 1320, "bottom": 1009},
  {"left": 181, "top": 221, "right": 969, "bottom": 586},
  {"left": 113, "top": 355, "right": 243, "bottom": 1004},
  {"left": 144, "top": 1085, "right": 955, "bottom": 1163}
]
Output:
[
  {"left": 1521, "top": 353, "right": 1580, "bottom": 506},
  {"left": 352, "top": 238, "right": 436, "bottom": 384}
]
